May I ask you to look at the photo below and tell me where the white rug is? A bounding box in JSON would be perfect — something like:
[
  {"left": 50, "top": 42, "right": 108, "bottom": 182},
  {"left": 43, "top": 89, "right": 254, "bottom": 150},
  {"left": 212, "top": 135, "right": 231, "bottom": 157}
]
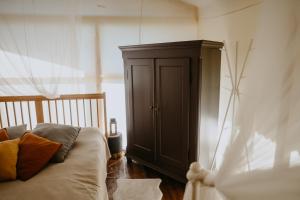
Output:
[{"left": 113, "top": 179, "right": 163, "bottom": 200}]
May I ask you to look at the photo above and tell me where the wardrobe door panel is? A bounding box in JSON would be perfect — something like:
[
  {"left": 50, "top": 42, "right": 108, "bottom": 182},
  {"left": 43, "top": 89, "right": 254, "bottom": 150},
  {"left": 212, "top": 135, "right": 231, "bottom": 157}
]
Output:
[
  {"left": 155, "top": 58, "right": 190, "bottom": 175},
  {"left": 127, "top": 59, "right": 155, "bottom": 162}
]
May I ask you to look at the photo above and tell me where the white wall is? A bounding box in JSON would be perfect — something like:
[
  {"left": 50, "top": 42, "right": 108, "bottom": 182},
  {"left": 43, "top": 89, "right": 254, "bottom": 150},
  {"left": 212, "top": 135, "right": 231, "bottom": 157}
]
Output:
[
  {"left": 184, "top": 0, "right": 263, "bottom": 168},
  {"left": 185, "top": 0, "right": 300, "bottom": 171}
]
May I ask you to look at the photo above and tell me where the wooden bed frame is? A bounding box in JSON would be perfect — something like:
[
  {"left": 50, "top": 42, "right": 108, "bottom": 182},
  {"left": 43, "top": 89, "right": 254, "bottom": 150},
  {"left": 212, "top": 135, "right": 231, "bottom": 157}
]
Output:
[{"left": 0, "top": 93, "right": 108, "bottom": 138}]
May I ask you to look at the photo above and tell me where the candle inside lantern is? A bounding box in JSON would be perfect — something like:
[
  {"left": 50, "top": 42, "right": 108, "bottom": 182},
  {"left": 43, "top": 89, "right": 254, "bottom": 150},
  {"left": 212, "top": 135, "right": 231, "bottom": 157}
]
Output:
[{"left": 110, "top": 118, "right": 117, "bottom": 136}]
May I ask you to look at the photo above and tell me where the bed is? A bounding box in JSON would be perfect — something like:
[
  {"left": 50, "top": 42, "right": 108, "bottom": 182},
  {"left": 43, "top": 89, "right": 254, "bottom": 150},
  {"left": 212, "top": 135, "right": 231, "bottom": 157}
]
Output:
[{"left": 0, "top": 93, "right": 111, "bottom": 200}]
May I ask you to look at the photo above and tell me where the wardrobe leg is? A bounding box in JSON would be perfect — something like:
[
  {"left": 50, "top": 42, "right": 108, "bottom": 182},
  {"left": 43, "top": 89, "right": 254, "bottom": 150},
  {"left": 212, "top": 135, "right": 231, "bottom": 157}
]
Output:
[{"left": 126, "top": 156, "right": 132, "bottom": 164}]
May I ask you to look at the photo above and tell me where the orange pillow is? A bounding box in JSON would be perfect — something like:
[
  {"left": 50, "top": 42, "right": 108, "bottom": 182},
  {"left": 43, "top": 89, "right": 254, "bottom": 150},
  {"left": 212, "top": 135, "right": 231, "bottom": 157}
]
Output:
[
  {"left": 0, "top": 138, "right": 20, "bottom": 181},
  {"left": 0, "top": 128, "right": 9, "bottom": 142},
  {"left": 17, "top": 133, "right": 62, "bottom": 181}
]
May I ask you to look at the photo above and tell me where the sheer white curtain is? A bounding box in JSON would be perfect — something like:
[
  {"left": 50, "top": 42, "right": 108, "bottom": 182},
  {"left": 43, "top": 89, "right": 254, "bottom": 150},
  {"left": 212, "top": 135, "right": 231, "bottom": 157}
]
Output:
[
  {"left": 184, "top": 0, "right": 300, "bottom": 199},
  {"left": 0, "top": 0, "right": 96, "bottom": 98}
]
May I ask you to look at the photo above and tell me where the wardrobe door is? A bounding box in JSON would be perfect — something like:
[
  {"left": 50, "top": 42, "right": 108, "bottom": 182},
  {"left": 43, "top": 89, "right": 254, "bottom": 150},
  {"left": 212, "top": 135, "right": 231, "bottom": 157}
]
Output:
[
  {"left": 126, "top": 59, "right": 155, "bottom": 162},
  {"left": 155, "top": 58, "right": 190, "bottom": 176}
]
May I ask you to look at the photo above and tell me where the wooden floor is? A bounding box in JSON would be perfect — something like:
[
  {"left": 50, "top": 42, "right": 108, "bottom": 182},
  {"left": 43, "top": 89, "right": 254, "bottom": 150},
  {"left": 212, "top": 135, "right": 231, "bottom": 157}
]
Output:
[{"left": 106, "top": 156, "right": 185, "bottom": 200}]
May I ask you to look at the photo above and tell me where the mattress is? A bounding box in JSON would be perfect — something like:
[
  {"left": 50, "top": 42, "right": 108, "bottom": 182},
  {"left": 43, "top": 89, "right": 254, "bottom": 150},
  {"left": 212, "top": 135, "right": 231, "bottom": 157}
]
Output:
[{"left": 0, "top": 128, "right": 111, "bottom": 200}]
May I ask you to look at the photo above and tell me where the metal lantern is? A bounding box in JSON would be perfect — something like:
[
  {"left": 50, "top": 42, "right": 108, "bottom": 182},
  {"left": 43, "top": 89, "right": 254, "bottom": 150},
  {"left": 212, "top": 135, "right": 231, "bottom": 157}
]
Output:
[{"left": 109, "top": 118, "right": 117, "bottom": 136}]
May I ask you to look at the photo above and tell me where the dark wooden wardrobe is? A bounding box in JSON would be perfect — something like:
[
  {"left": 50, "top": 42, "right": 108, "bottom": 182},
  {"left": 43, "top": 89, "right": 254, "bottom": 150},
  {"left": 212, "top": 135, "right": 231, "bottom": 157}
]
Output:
[{"left": 120, "top": 40, "right": 223, "bottom": 183}]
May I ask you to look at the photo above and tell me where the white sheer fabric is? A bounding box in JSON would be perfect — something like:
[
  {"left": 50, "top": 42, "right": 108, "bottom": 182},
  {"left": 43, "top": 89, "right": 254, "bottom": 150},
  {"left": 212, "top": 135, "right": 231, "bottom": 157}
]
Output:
[
  {"left": 0, "top": 0, "right": 96, "bottom": 98},
  {"left": 184, "top": 0, "right": 300, "bottom": 199}
]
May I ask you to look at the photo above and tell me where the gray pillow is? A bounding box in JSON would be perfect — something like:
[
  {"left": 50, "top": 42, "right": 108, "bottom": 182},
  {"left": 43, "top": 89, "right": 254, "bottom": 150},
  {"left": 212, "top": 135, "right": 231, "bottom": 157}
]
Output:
[
  {"left": 32, "top": 123, "right": 81, "bottom": 163},
  {"left": 6, "top": 124, "right": 27, "bottom": 139}
]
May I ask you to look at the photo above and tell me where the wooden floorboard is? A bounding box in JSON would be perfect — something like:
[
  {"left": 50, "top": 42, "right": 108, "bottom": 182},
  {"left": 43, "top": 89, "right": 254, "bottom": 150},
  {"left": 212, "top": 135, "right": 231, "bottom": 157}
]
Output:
[{"left": 106, "top": 156, "right": 185, "bottom": 200}]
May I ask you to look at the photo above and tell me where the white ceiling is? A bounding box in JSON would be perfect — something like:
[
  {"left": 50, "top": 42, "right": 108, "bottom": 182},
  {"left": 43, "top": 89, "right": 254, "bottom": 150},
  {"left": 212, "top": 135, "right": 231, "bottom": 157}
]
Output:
[
  {"left": 0, "top": 0, "right": 197, "bottom": 18},
  {"left": 0, "top": 0, "right": 262, "bottom": 19},
  {"left": 181, "top": 0, "right": 214, "bottom": 7},
  {"left": 182, "top": 0, "right": 262, "bottom": 17}
]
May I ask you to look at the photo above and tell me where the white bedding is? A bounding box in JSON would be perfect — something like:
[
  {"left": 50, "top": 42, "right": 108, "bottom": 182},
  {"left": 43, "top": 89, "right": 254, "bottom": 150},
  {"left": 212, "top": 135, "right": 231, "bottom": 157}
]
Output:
[{"left": 0, "top": 127, "right": 111, "bottom": 200}]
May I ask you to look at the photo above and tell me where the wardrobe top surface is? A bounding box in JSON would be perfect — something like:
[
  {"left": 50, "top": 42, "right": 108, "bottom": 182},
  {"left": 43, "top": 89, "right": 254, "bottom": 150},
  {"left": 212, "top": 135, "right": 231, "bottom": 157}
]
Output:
[{"left": 119, "top": 40, "right": 223, "bottom": 51}]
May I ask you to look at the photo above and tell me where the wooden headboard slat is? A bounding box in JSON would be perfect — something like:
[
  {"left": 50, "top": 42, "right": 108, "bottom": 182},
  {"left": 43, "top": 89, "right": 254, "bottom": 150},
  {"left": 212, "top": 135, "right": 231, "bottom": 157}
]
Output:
[
  {"left": 35, "top": 100, "right": 44, "bottom": 123},
  {"left": 0, "top": 93, "right": 108, "bottom": 137}
]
